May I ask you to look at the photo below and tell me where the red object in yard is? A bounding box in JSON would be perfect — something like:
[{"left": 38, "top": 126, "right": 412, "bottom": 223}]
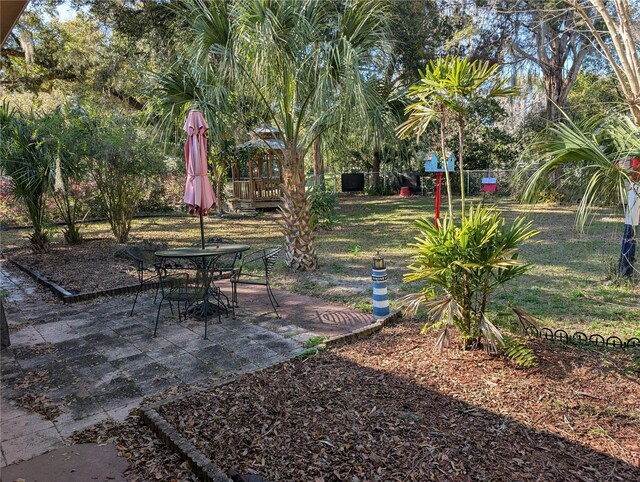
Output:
[
  {"left": 480, "top": 177, "right": 497, "bottom": 193},
  {"left": 399, "top": 186, "right": 411, "bottom": 197}
]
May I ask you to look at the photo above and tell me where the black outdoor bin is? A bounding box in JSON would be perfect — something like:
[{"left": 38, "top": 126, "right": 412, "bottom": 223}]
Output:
[
  {"left": 341, "top": 173, "right": 365, "bottom": 192},
  {"left": 398, "top": 172, "right": 421, "bottom": 193}
]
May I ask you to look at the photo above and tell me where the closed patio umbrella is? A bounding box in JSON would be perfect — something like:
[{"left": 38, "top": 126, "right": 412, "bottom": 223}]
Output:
[{"left": 184, "top": 110, "right": 216, "bottom": 248}]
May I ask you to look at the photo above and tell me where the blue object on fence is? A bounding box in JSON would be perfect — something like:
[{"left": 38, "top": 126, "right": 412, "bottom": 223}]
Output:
[{"left": 372, "top": 252, "right": 390, "bottom": 322}]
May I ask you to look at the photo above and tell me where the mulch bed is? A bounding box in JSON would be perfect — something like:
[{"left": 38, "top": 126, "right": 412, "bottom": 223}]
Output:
[
  {"left": 151, "top": 321, "right": 639, "bottom": 481},
  {"left": 8, "top": 239, "right": 138, "bottom": 293}
]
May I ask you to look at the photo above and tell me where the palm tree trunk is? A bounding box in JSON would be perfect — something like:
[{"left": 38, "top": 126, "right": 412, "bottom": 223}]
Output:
[
  {"left": 313, "top": 136, "right": 324, "bottom": 186},
  {"left": 457, "top": 116, "right": 465, "bottom": 215},
  {"left": 281, "top": 147, "right": 318, "bottom": 271},
  {"left": 439, "top": 109, "right": 454, "bottom": 219}
]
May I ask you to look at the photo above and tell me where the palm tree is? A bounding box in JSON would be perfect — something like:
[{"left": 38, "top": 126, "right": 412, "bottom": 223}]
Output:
[
  {"left": 397, "top": 56, "right": 519, "bottom": 216},
  {"left": 178, "top": 0, "right": 392, "bottom": 271},
  {"left": 519, "top": 114, "right": 640, "bottom": 276},
  {"left": 0, "top": 103, "right": 56, "bottom": 253}
]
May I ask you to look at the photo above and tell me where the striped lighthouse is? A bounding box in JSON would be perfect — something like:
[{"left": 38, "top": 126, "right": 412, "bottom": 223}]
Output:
[{"left": 372, "top": 252, "right": 390, "bottom": 322}]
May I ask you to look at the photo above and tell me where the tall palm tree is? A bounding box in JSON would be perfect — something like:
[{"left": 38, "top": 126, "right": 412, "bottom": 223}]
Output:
[
  {"left": 178, "top": 0, "right": 392, "bottom": 271},
  {"left": 397, "top": 56, "right": 519, "bottom": 215}
]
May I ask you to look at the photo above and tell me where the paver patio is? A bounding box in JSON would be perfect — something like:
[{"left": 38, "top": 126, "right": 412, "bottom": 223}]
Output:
[{"left": 0, "top": 259, "right": 371, "bottom": 469}]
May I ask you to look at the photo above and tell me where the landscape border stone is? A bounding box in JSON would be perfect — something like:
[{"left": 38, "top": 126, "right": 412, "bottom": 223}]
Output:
[
  {"left": 6, "top": 256, "right": 156, "bottom": 304},
  {"left": 138, "top": 310, "right": 402, "bottom": 482}
]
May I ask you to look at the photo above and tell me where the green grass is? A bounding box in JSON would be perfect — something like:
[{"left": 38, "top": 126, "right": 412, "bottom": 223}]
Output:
[{"left": 4, "top": 195, "right": 638, "bottom": 338}]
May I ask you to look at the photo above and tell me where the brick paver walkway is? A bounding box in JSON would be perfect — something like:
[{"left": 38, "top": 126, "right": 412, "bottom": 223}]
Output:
[{"left": 0, "top": 259, "right": 371, "bottom": 468}]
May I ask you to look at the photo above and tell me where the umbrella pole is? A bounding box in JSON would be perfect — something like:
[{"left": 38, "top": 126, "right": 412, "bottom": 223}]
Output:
[{"left": 200, "top": 213, "right": 205, "bottom": 249}]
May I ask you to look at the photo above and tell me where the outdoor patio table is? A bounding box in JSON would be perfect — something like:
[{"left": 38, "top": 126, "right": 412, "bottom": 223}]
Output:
[{"left": 155, "top": 244, "right": 250, "bottom": 318}]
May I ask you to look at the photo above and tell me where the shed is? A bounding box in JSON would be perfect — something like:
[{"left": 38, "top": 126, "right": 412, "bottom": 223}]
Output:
[{"left": 230, "top": 125, "right": 285, "bottom": 210}]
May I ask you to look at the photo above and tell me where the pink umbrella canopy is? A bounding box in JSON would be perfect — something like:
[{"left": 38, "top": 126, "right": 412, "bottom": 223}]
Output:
[
  {"left": 184, "top": 110, "right": 216, "bottom": 214},
  {"left": 183, "top": 110, "right": 216, "bottom": 248}
]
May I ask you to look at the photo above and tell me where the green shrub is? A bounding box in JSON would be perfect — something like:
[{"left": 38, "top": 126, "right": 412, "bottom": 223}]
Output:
[
  {"left": 309, "top": 184, "right": 338, "bottom": 230},
  {"left": 403, "top": 204, "right": 539, "bottom": 366}
]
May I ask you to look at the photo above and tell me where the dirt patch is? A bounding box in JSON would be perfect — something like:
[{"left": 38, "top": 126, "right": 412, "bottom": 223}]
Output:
[
  {"left": 155, "top": 321, "right": 639, "bottom": 481},
  {"left": 9, "top": 239, "right": 138, "bottom": 293}
]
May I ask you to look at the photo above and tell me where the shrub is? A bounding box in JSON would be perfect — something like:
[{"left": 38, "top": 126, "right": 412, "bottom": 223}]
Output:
[
  {"left": 309, "top": 184, "right": 338, "bottom": 230},
  {"left": 403, "top": 205, "right": 539, "bottom": 366},
  {"left": 88, "top": 109, "right": 164, "bottom": 243}
]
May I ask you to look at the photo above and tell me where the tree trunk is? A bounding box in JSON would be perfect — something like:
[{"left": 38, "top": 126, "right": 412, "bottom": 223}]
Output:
[
  {"left": 544, "top": 67, "right": 567, "bottom": 189},
  {"left": 281, "top": 147, "right": 318, "bottom": 271},
  {"left": 372, "top": 148, "right": 381, "bottom": 188},
  {"left": 313, "top": 136, "right": 324, "bottom": 186},
  {"left": 457, "top": 116, "right": 465, "bottom": 215}
]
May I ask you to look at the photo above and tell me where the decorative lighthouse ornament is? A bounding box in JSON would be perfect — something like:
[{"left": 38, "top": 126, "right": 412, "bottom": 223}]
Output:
[
  {"left": 618, "top": 152, "right": 640, "bottom": 277},
  {"left": 424, "top": 152, "right": 456, "bottom": 228},
  {"left": 372, "top": 252, "right": 390, "bottom": 322}
]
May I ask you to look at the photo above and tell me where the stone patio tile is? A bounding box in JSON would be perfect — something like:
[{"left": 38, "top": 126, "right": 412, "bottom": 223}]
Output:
[
  {"left": 0, "top": 399, "right": 27, "bottom": 422},
  {"left": 65, "top": 316, "right": 102, "bottom": 329},
  {"left": 180, "top": 336, "right": 219, "bottom": 353},
  {"left": 34, "top": 322, "right": 81, "bottom": 344},
  {"left": 15, "top": 353, "right": 58, "bottom": 371},
  {"left": 110, "top": 352, "right": 156, "bottom": 370},
  {"left": 52, "top": 338, "right": 95, "bottom": 361},
  {"left": 5, "top": 326, "right": 46, "bottom": 346},
  {"left": 145, "top": 342, "right": 187, "bottom": 361},
  {"left": 1, "top": 449, "right": 6, "bottom": 467},
  {"left": 72, "top": 361, "right": 120, "bottom": 383},
  {"left": 1, "top": 412, "right": 55, "bottom": 443},
  {"left": 103, "top": 342, "right": 143, "bottom": 362},
  {"left": 112, "top": 323, "right": 150, "bottom": 339},
  {"left": 233, "top": 342, "right": 282, "bottom": 368},
  {"left": 160, "top": 325, "right": 205, "bottom": 344},
  {"left": 94, "top": 377, "right": 143, "bottom": 411},
  {"left": 1, "top": 426, "right": 64, "bottom": 466},
  {"left": 62, "top": 351, "right": 109, "bottom": 370},
  {"left": 54, "top": 411, "right": 109, "bottom": 440},
  {"left": 57, "top": 396, "right": 104, "bottom": 422},
  {"left": 125, "top": 360, "right": 172, "bottom": 384},
  {"left": 264, "top": 338, "right": 303, "bottom": 355},
  {"left": 105, "top": 397, "right": 144, "bottom": 422},
  {"left": 129, "top": 335, "right": 174, "bottom": 352},
  {"left": 0, "top": 359, "right": 23, "bottom": 383}
]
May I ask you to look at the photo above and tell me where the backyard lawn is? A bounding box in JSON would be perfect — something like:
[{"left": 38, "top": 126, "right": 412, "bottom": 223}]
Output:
[{"left": 3, "top": 195, "right": 638, "bottom": 339}]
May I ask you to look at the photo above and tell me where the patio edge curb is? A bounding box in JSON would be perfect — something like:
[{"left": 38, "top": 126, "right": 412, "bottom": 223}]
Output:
[
  {"left": 141, "top": 408, "right": 230, "bottom": 482},
  {"left": 140, "top": 378, "right": 239, "bottom": 482},
  {"left": 6, "top": 257, "right": 158, "bottom": 303},
  {"left": 324, "top": 309, "right": 402, "bottom": 347}
]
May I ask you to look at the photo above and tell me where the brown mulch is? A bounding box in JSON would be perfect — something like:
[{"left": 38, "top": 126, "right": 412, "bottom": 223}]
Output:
[
  {"left": 8, "top": 239, "right": 138, "bottom": 293},
  {"left": 154, "top": 322, "right": 640, "bottom": 482}
]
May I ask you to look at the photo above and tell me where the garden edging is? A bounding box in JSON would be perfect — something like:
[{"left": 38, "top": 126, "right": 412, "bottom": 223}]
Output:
[{"left": 6, "top": 256, "right": 156, "bottom": 303}]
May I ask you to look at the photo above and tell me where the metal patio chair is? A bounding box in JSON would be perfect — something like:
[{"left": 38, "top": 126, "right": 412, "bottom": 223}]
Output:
[
  {"left": 126, "top": 246, "right": 164, "bottom": 317},
  {"left": 154, "top": 264, "right": 228, "bottom": 339},
  {"left": 230, "top": 246, "right": 281, "bottom": 319}
]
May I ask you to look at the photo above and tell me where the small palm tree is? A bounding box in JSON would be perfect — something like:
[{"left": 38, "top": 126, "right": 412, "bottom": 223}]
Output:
[
  {"left": 397, "top": 56, "right": 519, "bottom": 215},
  {"left": 404, "top": 205, "right": 538, "bottom": 365},
  {"left": 0, "top": 103, "right": 56, "bottom": 252}
]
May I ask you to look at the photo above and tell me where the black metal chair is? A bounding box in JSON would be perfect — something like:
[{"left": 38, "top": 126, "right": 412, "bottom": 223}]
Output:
[
  {"left": 230, "top": 246, "right": 281, "bottom": 319},
  {"left": 154, "top": 265, "right": 228, "bottom": 339},
  {"left": 126, "top": 246, "right": 164, "bottom": 317},
  {"left": 191, "top": 237, "right": 242, "bottom": 279}
]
